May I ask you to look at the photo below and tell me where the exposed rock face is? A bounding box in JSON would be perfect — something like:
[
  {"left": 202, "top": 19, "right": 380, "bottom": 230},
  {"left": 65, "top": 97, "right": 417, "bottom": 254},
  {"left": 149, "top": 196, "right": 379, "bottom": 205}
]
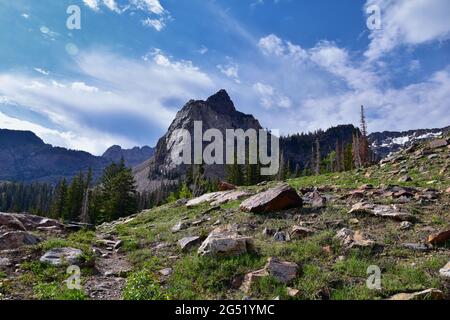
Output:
[
  {"left": 198, "top": 225, "right": 253, "bottom": 257},
  {"left": 240, "top": 184, "right": 303, "bottom": 213},
  {"left": 388, "top": 288, "right": 444, "bottom": 300},
  {"left": 0, "top": 129, "right": 109, "bottom": 184},
  {"left": 102, "top": 145, "right": 155, "bottom": 167},
  {"left": 0, "top": 212, "right": 65, "bottom": 232},
  {"left": 290, "top": 225, "right": 314, "bottom": 239},
  {"left": 348, "top": 203, "right": 415, "bottom": 222},
  {"left": 39, "top": 247, "right": 83, "bottom": 266},
  {"left": 133, "top": 90, "right": 263, "bottom": 193},
  {"left": 0, "top": 231, "right": 40, "bottom": 250}
]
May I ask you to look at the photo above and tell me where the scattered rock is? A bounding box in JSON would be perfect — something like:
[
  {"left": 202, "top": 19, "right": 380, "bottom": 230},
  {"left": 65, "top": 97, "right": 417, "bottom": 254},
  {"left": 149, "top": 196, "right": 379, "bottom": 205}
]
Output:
[
  {"left": 388, "top": 288, "right": 444, "bottom": 300},
  {"left": 262, "top": 227, "right": 275, "bottom": 237},
  {"left": 348, "top": 202, "right": 414, "bottom": 221},
  {"left": 290, "top": 225, "right": 314, "bottom": 239},
  {"left": 304, "top": 191, "right": 326, "bottom": 208},
  {"left": 218, "top": 182, "right": 237, "bottom": 191},
  {"left": 186, "top": 190, "right": 252, "bottom": 208},
  {"left": 159, "top": 268, "right": 173, "bottom": 277},
  {"left": 399, "top": 221, "right": 413, "bottom": 230},
  {"left": 349, "top": 218, "right": 360, "bottom": 225},
  {"left": 240, "top": 184, "right": 303, "bottom": 213},
  {"left": 0, "top": 231, "right": 40, "bottom": 250},
  {"left": 273, "top": 231, "right": 289, "bottom": 242},
  {"left": 335, "top": 228, "right": 376, "bottom": 249},
  {"left": 439, "top": 261, "right": 450, "bottom": 278},
  {"left": 198, "top": 225, "right": 253, "bottom": 257},
  {"left": 178, "top": 236, "right": 202, "bottom": 252},
  {"left": 171, "top": 221, "right": 191, "bottom": 233},
  {"left": 0, "top": 212, "right": 26, "bottom": 231},
  {"left": 265, "top": 257, "right": 299, "bottom": 283},
  {"left": 398, "top": 175, "right": 412, "bottom": 183},
  {"left": 39, "top": 247, "right": 83, "bottom": 266},
  {"left": 402, "top": 243, "right": 432, "bottom": 252},
  {"left": 446, "top": 187, "right": 450, "bottom": 194},
  {"left": 0, "top": 257, "right": 11, "bottom": 267},
  {"left": 428, "top": 139, "right": 448, "bottom": 149},
  {"left": 241, "top": 258, "right": 299, "bottom": 293},
  {"left": 113, "top": 240, "right": 123, "bottom": 250},
  {"left": 287, "top": 287, "right": 300, "bottom": 298},
  {"left": 428, "top": 229, "right": 450, "bottom": 245}
]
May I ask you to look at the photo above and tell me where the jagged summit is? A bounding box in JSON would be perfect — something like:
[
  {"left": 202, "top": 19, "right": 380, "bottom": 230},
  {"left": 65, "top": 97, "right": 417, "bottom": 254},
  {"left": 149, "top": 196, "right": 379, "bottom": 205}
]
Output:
[{"left": 205, "top": 89, "right": 236, "bottom": 114}]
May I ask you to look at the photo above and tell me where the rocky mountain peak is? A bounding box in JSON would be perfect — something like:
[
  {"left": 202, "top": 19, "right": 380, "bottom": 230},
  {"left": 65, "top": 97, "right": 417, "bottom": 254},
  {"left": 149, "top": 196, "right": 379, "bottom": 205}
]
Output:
[{"left": 206, "top": 89, "right": 236, "bottom": 114}]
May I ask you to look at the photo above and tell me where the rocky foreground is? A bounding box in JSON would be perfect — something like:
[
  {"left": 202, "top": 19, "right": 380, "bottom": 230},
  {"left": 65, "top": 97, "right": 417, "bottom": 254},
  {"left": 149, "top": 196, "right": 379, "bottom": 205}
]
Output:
[{"left": 1, "top": 137, "right": 449, "bottom": 300}]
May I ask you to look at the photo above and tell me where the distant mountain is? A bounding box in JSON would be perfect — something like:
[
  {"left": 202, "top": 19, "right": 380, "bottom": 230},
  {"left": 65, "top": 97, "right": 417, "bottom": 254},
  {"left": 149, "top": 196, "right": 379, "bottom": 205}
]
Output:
[
  {"left": 102, "top": 145, "right": 155, "bottom": 167},
  {"left": 368, "top": 126, "right": 450, "bottom": 159},
  {"left": 133, "top": 89, "right": 263, "bottom": 192},
  {"left": 0, "top": 129, "right": 108, "bottom": 184}
]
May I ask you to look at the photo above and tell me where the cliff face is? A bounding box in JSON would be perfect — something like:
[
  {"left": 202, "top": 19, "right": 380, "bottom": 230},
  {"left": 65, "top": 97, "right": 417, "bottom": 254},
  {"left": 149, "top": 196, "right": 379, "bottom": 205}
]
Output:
[{"left": 133, "top": 89, "right": 263, "bottom": 192}]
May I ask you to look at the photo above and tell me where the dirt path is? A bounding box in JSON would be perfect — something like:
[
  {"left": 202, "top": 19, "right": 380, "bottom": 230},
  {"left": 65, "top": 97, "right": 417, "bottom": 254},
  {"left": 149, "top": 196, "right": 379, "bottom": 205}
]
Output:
[{"left": 83, "top": 234, "right": 132, "bottom": 300}]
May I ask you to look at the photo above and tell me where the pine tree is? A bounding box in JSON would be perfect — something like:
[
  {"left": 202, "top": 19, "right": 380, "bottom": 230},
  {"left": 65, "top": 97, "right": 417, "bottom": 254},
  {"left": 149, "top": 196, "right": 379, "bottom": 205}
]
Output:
[
  {"left": 314, "top": 138, "right": 321, "bottom": 175},
  {"left": 50, "top": 178, "right": 68, "bottom": 219}
]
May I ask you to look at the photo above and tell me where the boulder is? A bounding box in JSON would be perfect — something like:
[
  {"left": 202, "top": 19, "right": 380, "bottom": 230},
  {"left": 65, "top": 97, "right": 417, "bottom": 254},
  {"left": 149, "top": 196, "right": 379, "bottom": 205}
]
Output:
[
  {"left": 240, "top": 184, "right": 303, "bottom": 213},
  {"left": 198, "top": 225, "right": 253, "bottom": 257},
  {"left": 428, "top": 139, "right": 448, "bottom": 149},
  {"left": 218, "top": 182, "right": 237, "bottom": 191},
  {"left": 0, "top": 257, "right": 11, "bottom": 267},
  {"left": 186, "top": 190, "right": 252, "bottom": 208},
  {"left": 402, "top": 243, "right": 432, "bottom": 252},
  {"left": 398, "top": 175, "right": 412, "bottom": 183},
  {"left": 388, "top": 288, "right": 444, "bottom": 300},
  {"left": 446, "top": 187, "right": 450, "bottom": 194},
  {"left": 439, "top": 261, "right": 450, "bottom": 278},
  {"left": 428, "top": 229, "right": 450, "bottom": 245},
  {"left": 290, "top": 225, "right": 314, "bottom": 240},
  {"left": 241, "top": 257, "right": 299, "bottom": 293},
  {"left": 348, "top": 202, "right": 414, "bottom": 222},
  {"left": 178, "top": 236, "right": 202, "bottom": 252},
  {"left": 265, "top": 257, "right": 299, "bottom": 283},
  {"left": 39, "top": 247, "right": 83, "bottom": 266},
  {"left": 399, "top": 221, "right": 413, "bottom": 230},
  {"left": 304, "top": 191, "right": 326, "bottom": 208},
  {"left": 0, "top": 213, "right": 26, "bottom": 231},
  {"left": 159, "top": 268, "right": 173, "bottom": 277},
  {"left": 0, "top": 231, "right": 40, "bottom": 250},
  {"left": 273, "top": 231, "right": 289, "bottom": 242},
  {"left": 171, "top": 221, "right": 191, "bottom": 233},
  {"left": 335, "top": 228, "right": 375, "bottom": 249}
]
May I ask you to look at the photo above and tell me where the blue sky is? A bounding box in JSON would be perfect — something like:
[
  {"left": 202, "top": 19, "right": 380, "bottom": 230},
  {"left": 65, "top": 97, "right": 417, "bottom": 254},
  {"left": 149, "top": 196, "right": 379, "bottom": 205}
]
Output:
[{"left": 0, "top": 0, "right": 449, "bottom": 155}]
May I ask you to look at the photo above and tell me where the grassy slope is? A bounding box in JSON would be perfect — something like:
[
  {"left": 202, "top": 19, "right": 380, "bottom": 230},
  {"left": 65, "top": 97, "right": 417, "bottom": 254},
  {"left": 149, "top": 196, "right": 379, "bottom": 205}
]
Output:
[{"left": 3, "top": 138, "right": 448, "bottom": 300}]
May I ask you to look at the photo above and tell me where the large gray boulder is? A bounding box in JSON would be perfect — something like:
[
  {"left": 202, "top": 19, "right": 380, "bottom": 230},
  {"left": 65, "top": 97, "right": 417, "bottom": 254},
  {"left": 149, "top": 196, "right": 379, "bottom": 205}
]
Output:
[
  {"left": 240, "top": 184, "right": 303, "bottom": 213},
  {"left": 198, "top": 225, "right": 253, "bottom": 257},
  {"left": 40, "top": 247, "right": 83, "bottom": 266},
  {"left": 0, "top": 231, "right": 40, "bottom": 250}
]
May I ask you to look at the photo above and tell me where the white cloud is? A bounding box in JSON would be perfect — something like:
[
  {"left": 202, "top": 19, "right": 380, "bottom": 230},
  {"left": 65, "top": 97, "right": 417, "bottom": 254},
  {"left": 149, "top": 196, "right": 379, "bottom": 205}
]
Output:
[
  {"left": 83, "top": 0, "right": 100, "bottom": 11},
  {"left": 33, "top": 68, "right": 49, "bottom": 76},
  {"left": 258, "top": 34, "right": 308, "bottom": 63},
  {"left": 142, "top": 17, "right": 165, "bottom": 31},
  {"left": 253, "top": 82, "right": 292, "bottom": 109},
  {"left": 130, "top": 0, "right": 166, "bottom": 15},
  {"left": 0, "top": 50, "right": 215, "bottom": 155},
  {"left": 198, "top": 46, "right": 208, "bottom": 55},
  {"left": 365, "top": 0, "right": 450, "bottom": 60},
  {"left": 217, "top": 62, "right": 240, "bottom": 83},
  {"left": 21, "top": 13, "right": 29, "bottom": 19}
]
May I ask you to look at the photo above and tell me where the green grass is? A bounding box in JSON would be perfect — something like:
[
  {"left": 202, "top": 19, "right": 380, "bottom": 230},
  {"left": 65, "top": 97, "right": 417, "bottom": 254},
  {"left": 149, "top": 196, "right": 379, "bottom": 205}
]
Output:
[{"left": 123, "top": 269, "right": 169, "bottom": 300}]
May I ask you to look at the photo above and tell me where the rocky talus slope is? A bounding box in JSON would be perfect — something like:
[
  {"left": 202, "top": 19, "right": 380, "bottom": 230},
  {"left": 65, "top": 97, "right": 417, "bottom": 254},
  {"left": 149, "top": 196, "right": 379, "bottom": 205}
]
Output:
[{"left": 1, "top": 136, "right": 449, "bottom": 300}]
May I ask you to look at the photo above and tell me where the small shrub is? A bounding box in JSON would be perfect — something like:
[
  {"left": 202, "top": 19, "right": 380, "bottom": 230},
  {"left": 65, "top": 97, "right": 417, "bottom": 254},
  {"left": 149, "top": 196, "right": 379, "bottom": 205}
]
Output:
[{"left": 123, "top": 270, "right": 169, "bottom": 300}]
